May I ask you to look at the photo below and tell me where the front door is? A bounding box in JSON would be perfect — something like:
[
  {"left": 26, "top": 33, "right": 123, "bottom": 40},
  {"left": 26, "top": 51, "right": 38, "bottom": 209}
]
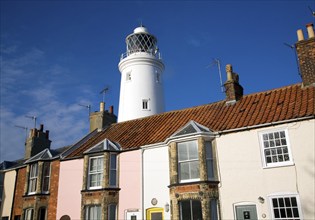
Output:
[{"left": 235, "top": 205, "right": 258, "bottom": 220}]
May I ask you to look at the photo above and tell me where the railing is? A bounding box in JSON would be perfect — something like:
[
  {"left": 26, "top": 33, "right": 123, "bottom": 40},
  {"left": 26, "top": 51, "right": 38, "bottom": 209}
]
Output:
[{"left": 120, "top": 50, "right": 162, "bottom": 60}]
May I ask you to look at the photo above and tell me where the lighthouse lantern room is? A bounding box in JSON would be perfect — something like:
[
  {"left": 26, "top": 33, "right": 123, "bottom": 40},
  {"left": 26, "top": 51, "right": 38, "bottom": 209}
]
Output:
[{"left": 118, "top": 26, "right": 165, "bottom": 122}]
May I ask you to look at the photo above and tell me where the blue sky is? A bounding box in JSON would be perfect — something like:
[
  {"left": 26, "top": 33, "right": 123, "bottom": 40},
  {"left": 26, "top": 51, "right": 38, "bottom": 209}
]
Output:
[{"left": 1, "top": 0, "right": 314, "bottom": 162}]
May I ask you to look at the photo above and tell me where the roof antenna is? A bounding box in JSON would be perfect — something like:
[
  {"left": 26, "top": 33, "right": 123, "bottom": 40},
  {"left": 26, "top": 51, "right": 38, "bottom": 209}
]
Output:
[
  {"left": 284, "top": 42, "right": 300, "bottom": 76},
  {"left": 207, "top": 58, "right": 224, "bottom": 92},
  {"left": 100, "top": 86, "right": 110, "bottom": 103},
  {"left": 25, "top": 115, "right": 37, "bottom": 128},
  {"left": 78, "top": 103, "right": 91, "bottom": 118},
  {"left": 15, "top": 125, "right": 28, "bottom": 141},
  {"left": 308, "top": 6, "right": 315, "bottom": 17}
]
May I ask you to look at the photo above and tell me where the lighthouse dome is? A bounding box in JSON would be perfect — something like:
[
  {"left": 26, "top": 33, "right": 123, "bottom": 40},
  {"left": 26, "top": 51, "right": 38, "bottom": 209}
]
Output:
[{"left": 134, "top": 26, "right": 149, "bottom": 34}]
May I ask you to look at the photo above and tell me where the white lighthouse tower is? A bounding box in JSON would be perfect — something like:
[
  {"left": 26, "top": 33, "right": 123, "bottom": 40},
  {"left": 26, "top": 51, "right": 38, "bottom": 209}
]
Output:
[{"left": 118, "top": 26, "right": 165, "bottom": 122}]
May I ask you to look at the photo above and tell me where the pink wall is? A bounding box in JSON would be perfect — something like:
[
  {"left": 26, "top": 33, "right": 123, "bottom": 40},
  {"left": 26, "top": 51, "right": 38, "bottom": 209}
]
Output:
[
  {"left": 56, "top": 159, "right": 83, "bottom": 220},
  {"left": 119, "top": 150, "right": 142, "bottom": 219}
]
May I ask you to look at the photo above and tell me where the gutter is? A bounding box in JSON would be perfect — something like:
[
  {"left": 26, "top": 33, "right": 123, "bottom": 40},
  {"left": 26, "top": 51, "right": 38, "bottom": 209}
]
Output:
[{"left": 215, "top": 116, "right": 314, "bottom": 135}]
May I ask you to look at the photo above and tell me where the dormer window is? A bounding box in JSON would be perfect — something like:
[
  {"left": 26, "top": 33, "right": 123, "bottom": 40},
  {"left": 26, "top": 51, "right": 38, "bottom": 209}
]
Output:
[{"left": 83, "top": 138, "right": 120, "bottom": 190}]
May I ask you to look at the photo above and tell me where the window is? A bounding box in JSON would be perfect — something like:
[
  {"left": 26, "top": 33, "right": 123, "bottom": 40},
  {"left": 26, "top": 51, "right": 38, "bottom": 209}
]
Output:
[
  {"left": 156, "top": 70, "right": 161, "bottom": 83},
  {"left": 85, "top": 205, "right": 101, "bottom": 220},
  {"left": 38, "top": 207, "right": 46, "bottom": 220},
  {"left": 178, "top": 140, "right": 200, "bottom": 182},
  {"left": 179, "top": 200, "right": 202, "bottom": 220},
  {"left": 206, "top": 141, "right": 214, "bottom": 180},
  {"left": 270, "top": 195, "right": 302, "bottom": 220},
  {"left": 126, "top": 72, "right": 132, "bottom": 81},
  {"left": 28, "top": 163, "right": 38, "bottom": 194},
  {"left": 88, "top": 156, "right": 104, "bottom": 189},
  {"left": 108, "top": 204, "right": 117, "bottom": 220},
  {"left": 109, "top": 154, "right": 118, "bottom": 187},
  {"left": 42, "top": 162, "right": 50, "bottom": 192},
  {"left": 142, "top": 99, "right": 149, "bottom": 110},
  {"left": 210, "top": 199, "right": 218, "bottom": 220},
  {"left": 260, "top": 130, "right": 293, "bottom": 167},
  {"left": 24, "top": 208, "right": 33, "bottom": 220}
]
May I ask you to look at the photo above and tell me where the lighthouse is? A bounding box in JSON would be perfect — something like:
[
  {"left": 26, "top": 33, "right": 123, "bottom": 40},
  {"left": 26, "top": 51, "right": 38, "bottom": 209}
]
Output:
[{"left": 118, "top": 26, "right": 165, "bottom": 122}]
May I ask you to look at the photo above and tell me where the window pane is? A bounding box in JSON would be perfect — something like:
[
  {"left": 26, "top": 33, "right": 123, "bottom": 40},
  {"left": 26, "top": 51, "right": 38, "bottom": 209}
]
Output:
[
  {"left": 178, "top": 144, "right": 188, "bottom": 161},
  {"left": 192, "top": 200, "right": 202, "bottom": 220},
  {"left": 206, "top": 142, "right": 214, "bottom": 180},
  {"left": 38, "top": 207, "right": 46, "bottom": 220},
  {"left": 180, "top": 201, "right": 191, "bottom": 220},
  {"left": 272, "top": 196, "right": 300, "bottom": 220},
  {"left": 190, "top": 161, "right": 200, "bottom": 179},
  {"left": 110, "top": 170, "right": 116, "bottom": 186},
  {"left": 179, "top": 162, "right": 190, "bottom": 181},
  {"left": 108, "top": 204, "right": 116, "bottom": 220},
  {"left": 188, "top": 141, "right": 198, "bottom": 160}
]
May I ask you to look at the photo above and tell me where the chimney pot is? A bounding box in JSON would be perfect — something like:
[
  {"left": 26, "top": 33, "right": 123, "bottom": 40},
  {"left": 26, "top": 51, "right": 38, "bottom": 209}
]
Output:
[
  {"left": 297, "top": 29, "right": 305, "bottom": 41},
  {"left": 100, "top": 102, "right": 105, "bottom": 112},
  {"left": 306, "top": 23, "right": 314, "bottom": 39},
  {"left": 46, "top": 130, "right": 49, "bottom": 139},
  {"left": 226, "top": 64, "right": 233, "bottom": 81},
  {"left": 109, "top": 105, "right": 114, "bottom": 114},
  {"left": 40, "top": 124, "right": 44, "bottom": 131}
]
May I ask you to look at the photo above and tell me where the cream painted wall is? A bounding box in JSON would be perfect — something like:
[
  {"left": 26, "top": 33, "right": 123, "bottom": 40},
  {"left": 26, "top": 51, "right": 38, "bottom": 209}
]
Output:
[
  {"left": 216, "top": 119, "right": 315, "bottom": 220},
  {"left": 0, "top": 170, "right": 16, "bottom": 219},
  {"left": 143, "top": 146, "right": 170, "bottom": 219},
  {"left": 56, "top": 159, "right": 83, "bottom": 220},
  {"left": 119, "top": 150, "right": 142, "bottom": 219}
]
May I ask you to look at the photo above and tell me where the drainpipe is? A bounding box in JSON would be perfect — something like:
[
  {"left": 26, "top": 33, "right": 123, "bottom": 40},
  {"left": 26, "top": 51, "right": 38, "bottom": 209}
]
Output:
[{"left": 141, "top": 148, "right": 145, "bottom": 220}]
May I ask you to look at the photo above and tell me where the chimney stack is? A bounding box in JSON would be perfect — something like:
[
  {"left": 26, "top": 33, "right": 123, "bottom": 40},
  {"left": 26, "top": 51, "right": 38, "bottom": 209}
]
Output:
[
  {"left": 295, "top": 23, "right": 315, "bottom": 87},
  {"left": 25, "top": 124, "right": 51, "bottom": 159},
  {"left": 224, "top": 64, "right": 244, "bottom": 104},
  {"left": 89, "top": 102, "right": 117, "bottom": 132}
]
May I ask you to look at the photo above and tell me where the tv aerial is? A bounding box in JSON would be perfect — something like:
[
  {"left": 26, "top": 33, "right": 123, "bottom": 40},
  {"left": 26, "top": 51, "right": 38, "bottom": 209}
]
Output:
[
  {"left": 78, "top": 103, "right": 91, "bottom": 117},
  {"left": 284, "top": 42, "right": 300, "bottom": 76},
  {"left": 25, "top": 115, "right": 37, "bottom": 128},
  {"left": 100, "top": 85, "right": 110, "bottom": 103},
  {"left": 15, "top": 125, "right": 28, "bottom": 141},
  {"left": 207, "top": 58, "right": 224, "bottom": 92}
]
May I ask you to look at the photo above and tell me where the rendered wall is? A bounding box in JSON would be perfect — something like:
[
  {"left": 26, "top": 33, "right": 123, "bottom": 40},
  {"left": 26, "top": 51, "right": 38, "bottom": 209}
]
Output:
[
  {"left": 143, "top": 145, "right": 170, "bottom": 219},
  {"left": 119, "top": 150, "right": 142, "bottom": 219},
  {"left": 0, "top": 170, "right": 16, "bottom": 219},
  {"left": 56, "top": 159, "right": 83, "bottom": 220},
  {"left": 216, "top": 120, "right": 315, "bottom": 220}
]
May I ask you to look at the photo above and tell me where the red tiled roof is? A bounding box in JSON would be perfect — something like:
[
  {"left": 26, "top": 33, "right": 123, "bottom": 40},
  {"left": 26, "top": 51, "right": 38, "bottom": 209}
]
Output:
[{"left": 67, "top": 84, "right": 314, "bottom": 158}]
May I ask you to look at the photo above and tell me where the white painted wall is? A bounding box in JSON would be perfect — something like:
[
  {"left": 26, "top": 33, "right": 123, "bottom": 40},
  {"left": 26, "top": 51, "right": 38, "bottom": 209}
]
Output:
[
  {"left": 143, "top": 145, "right": 170, "bottom": 219},
  {"left": 118, "top": 53, "right": 165, "bottom": 122},
  {"left": 56, "top": 159, "right": 83, "bottom": 220},
  {"left": 0, "top": 170, "right": 16, "bottom": 219},
  {"left": 216, "top": 119, "right": 315, "bottom": 220},
  {"left": 119, "top": 150, "right": 142, "bottom": 220}
]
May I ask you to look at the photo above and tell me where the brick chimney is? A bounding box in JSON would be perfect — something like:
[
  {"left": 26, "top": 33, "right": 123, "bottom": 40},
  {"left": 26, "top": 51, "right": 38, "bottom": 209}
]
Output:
[
  {"left": 89, "top": 102, "right": 117, "bottom": 132},
  {"left": 295, "top": 23, "right": 315, "bottom": 87},
  {"left": 224, "top": 64, "right": 244, "bottom": 104},
  {"left": 25, "top": 124, "right": 51, "bottom": 159}
]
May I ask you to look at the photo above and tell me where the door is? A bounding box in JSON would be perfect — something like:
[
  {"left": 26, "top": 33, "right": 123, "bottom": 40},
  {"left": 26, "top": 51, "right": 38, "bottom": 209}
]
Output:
[
  {"left": 235, "top": 205, "right": 258, "bottom": 220},
  {"left": 146, "top": 207, "right": 164, "bottom": 220}
]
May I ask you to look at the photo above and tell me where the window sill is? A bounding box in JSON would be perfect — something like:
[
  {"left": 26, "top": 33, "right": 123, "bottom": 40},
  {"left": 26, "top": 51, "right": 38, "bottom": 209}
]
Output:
[
  {"left": 168, "top": 180, "right": 220, "bottom": 188},
  {"left": 82, "top": 187, "right": 121, "bottom": 193},
  {"left": 263, "top": 162, "right": 295, "bottom": 169}
]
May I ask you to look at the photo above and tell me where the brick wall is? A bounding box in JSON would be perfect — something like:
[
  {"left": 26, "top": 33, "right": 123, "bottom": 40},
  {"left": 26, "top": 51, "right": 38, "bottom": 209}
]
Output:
[
  {"left": 296, "top": 38, "right": 315, "bottom": 86},
  {"left": 12, "top": 167, "right": 26, "bottom": 218}
]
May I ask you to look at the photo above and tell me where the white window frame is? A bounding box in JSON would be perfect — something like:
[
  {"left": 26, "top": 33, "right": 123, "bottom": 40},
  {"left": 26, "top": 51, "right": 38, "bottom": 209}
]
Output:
[
  {"left": 205, "top": 141, "right": 215, "bottom": 180},
  {"left": 259, "top": 129, "right": 294, "bottom": 168},
  {"left": 88, "top": 156, "right": 104, "bottom": 190},
  {"left": 109, "top": 153, "right": 118, "bottom": 187},
  {"left": 177, "top": 140, "right": 200, "bottom": 183},
  {"left": 142, "top": 99, "right": 150, "bottom": 110},
  {"left": 268, "top": 193, "right": 303, "bottom": 220},
  {"left": 28, "top": 163, "right": 38, "bottom": 194},
  {"left": 85, "top": 205, "right": 101, "bottom": 220},
  {"left": 24, "top": 208, "right": 33, "bottom": 220},
  {"left": 41, "top": 162, "right": 51, "bottom": 193}
]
